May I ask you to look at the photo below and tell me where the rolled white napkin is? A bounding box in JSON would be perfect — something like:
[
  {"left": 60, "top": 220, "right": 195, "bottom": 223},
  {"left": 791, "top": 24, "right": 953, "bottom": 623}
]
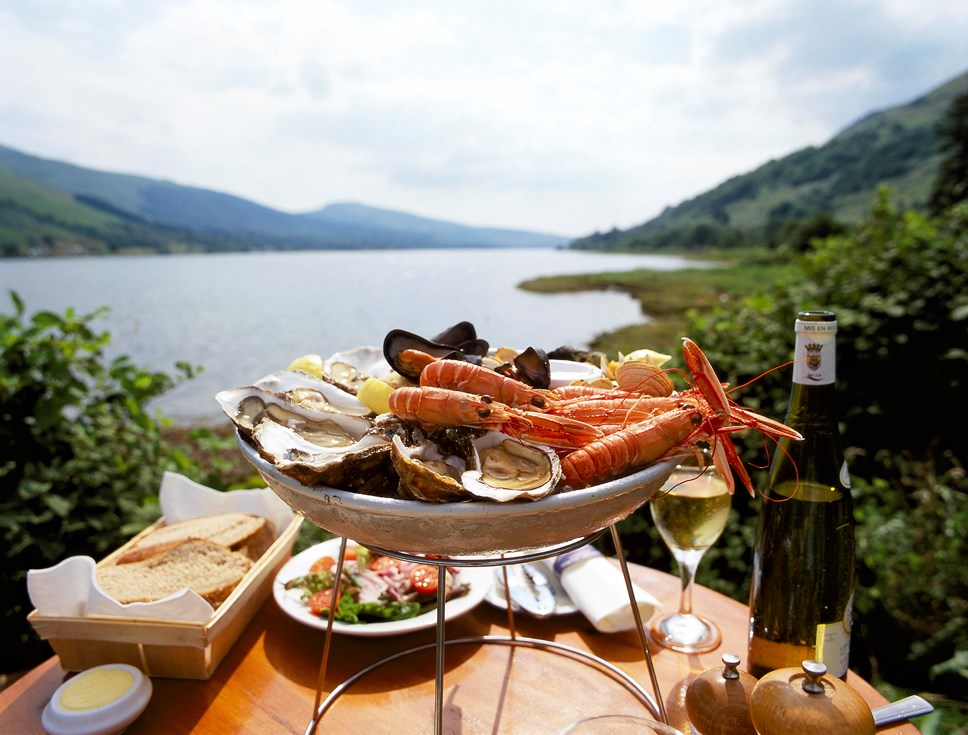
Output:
[
  {"left": 27, "top": 472, "right": 294, "bottom": 622},
  {"left": 551, "top": 545, "right": 662, "bottom": 633}
]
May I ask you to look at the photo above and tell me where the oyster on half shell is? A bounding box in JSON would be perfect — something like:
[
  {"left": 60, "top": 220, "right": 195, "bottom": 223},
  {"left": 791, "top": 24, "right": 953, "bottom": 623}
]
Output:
[
  {"left": 253, "top": 370, "right": 371, "bottom": 416},
  {"left": 391, "top": 428, "right": 561, "bottom": 503},
  {"left": 462, "top": 431, "right": 561, "bottom": 502},
  {"left": 251, "top": 415, "right": 392, "bottom": 491},
  {"left": 322, "top": 346, "right": 392, "bottom": 392}
]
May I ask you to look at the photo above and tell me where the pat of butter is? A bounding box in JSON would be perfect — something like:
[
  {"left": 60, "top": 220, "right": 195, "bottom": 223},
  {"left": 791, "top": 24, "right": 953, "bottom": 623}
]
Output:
[
  {"left": 42, "top": 663, "right": 152, "bottom": 735},
  {"left": 58, "top": 668, "right": 134, "bottom": 711}
]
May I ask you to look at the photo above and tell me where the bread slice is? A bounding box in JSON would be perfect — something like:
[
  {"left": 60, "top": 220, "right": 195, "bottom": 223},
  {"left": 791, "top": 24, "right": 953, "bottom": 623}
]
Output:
[
  {"left": 97, "top": 539, "right": 253, "bottom": 608},
  {"left": 115, "top": 512, "right": 274, "bottom": 564}
]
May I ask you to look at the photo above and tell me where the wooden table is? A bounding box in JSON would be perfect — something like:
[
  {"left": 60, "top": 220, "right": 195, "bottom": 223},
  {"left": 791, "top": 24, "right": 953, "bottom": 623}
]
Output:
[{"left": 0, "top": 562, "right": 920, "bottom": 735}]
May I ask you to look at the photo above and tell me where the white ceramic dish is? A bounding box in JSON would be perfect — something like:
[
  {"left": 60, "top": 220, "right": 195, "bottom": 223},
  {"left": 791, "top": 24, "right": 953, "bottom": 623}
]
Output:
[
  {"left": 241, "top": 435, "right": 676, "bottom": 558},
  {"left": 273, "top": 539, "right": 490, "bottom": 636},
  {"left": 549, "top": 358, "right": 603, "bottom": 388},
  {"left": 41, "top": 663, "right": 152, "bottom": 735}
]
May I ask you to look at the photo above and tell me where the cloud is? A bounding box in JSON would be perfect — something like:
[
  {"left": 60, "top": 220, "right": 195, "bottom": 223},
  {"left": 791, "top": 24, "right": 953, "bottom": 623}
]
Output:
[{"left": 0, "top": 0, "right": 965, "bottom": 234}]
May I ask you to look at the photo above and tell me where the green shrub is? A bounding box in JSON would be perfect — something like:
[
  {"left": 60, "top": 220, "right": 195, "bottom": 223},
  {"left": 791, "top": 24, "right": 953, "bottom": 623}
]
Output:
[
  {"left": 676, "top": 190, "right": 968, "bottom": 699},
  {"left": 0, "top": 292, "right": 196, "bottom": 671}
]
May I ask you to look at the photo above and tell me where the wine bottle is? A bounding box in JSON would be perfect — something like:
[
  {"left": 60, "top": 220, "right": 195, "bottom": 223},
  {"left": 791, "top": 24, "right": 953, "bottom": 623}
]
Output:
[{"left": 747, "top": 310, "right": 856, "bottom": 680}]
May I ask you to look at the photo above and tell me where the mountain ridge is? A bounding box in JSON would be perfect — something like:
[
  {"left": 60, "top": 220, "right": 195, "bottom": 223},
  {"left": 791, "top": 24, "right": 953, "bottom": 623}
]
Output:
[
  {"left": 572, "top": 67, "right": 968, "bottom": 251},
  {"left": 0, "top": 145, "right": 569, "bottom": 256}
]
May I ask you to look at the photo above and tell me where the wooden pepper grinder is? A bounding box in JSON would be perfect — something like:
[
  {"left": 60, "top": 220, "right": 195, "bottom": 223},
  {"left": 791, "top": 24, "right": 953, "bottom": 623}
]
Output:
[
  {"left": 685, "top": 653, "right": 757, "bottom": 735},
  {"left": 749, "top": 660, "right": 875, "bottom": 735}
]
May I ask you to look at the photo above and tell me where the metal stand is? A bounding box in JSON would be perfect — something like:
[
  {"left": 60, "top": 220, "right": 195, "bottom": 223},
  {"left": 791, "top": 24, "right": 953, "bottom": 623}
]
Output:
[{"left": 303, "top": 526, "right": 667, "bottom": 734}]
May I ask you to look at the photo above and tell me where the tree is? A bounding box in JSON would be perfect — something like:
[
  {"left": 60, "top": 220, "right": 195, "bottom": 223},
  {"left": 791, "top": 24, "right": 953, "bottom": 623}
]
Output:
[{"left": 930, "top": 91, "right": 968, "bottom": 215}]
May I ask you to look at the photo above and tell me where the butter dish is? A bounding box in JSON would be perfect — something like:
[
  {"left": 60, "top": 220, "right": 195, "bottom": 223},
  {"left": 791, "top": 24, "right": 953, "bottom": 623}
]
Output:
[{"left": 42, "top": 663, "right": 152, "bottom": 735}]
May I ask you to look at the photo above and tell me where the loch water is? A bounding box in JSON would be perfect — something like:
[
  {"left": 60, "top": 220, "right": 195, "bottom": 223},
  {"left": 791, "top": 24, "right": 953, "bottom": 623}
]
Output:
[{"left": 1, "top": 248, "right": 706, "bottom": 424}]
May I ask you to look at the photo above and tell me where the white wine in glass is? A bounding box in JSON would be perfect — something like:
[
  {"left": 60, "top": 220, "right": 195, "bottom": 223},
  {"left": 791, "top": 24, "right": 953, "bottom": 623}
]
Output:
[{"left": 648, "top": 457, "right": 731, "bottom": 653}]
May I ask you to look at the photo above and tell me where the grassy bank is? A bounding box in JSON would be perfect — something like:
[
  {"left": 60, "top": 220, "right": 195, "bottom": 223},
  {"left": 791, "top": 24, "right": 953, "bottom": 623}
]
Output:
[{"left": 519, "top": 249, "right": 796, "bottom": 354}]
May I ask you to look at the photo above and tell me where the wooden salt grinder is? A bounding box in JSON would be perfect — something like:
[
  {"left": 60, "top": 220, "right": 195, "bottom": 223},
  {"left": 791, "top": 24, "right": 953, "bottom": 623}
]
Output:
[
  {"left": 684, "top": 652, "right": 757, "bottom": 735},
  {"left": 749, "top": 660, "right": 875, "bottom": 735}
]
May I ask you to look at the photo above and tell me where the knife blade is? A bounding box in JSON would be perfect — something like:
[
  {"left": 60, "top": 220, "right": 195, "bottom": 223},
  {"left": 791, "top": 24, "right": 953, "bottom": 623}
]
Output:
[{"left": 501, "top": 563, "right": 557, "bottom": 618}]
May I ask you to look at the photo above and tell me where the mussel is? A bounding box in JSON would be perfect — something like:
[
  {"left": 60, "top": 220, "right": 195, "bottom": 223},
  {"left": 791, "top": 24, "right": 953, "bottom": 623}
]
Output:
[{"left": 383, "top": 322, "right": 490, "bottom": 381}]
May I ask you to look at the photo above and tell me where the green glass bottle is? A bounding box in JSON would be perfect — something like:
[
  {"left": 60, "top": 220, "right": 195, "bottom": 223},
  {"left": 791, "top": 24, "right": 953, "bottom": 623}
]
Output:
[{"left": 747, "top": 311, "right": 856, "bottom": 680}]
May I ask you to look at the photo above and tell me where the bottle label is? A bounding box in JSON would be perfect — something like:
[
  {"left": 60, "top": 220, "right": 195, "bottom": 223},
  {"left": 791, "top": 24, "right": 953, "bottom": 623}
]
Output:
[
  {"left": 815, "top": 592, "right": 853, "bottom": 678},
  {"left": 794, "top": 318, "right": 836, "bottom": 386}
]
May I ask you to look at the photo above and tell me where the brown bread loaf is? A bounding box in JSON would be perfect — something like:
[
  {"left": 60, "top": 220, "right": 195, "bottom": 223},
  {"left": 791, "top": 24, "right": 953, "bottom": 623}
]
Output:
[
  {"left": 97, "top": 539, "right": 253, "bottom": 608},
  {"left": 115, "top": 512, "right": 274, "bottom": 564}
]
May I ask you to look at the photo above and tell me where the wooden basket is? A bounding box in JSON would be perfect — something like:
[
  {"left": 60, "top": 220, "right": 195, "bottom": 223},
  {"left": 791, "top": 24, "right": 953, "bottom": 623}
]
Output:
[{"left": 27, "top": 515, "right": 303, "bottom": 679}]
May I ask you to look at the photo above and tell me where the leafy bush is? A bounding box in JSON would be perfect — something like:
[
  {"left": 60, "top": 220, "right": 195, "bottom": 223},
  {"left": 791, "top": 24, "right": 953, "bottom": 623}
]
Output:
[
  {"left": 0, "top": 292, "right": 196, "bottom": 671},
  {"left": 676, "top": 190, "right": 968, "bottom": 698}
]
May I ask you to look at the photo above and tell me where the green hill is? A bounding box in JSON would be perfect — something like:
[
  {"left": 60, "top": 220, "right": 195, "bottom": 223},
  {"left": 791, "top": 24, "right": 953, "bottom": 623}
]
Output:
[
  {"left": 573, "top": 68, "right": 968, "bottom": 252},
  {"left": 0, "top": 145, "right": 569, "bottom": 257},
  {"left": 0, "top": 167, "right": 259, "bottom": 256}
]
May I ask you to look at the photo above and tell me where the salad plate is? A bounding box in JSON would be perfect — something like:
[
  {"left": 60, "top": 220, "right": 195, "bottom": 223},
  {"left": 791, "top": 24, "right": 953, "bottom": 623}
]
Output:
[{"left": 273, "top": 538, "right": 491, "bottom": 637}]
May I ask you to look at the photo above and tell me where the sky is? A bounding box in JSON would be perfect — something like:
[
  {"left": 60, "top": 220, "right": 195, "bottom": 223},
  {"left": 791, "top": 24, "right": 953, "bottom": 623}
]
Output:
[{"left": 1, "top": 1, "right": 966, "bottom": 237}]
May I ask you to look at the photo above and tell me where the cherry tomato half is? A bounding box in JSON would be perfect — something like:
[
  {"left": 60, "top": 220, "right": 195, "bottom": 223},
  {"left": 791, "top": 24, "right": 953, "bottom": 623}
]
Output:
[
  {"left": 369, "top": 555, "right": 403, "bottom": 572},
  {"left": 309, "top": 556, "right": 336, "bottom": 573},
  {"left": 307, "top": 588, "right": 340, "bottom": 616},
  {"left": 410, "top": 564, "right": 439, "bottom": 595}
]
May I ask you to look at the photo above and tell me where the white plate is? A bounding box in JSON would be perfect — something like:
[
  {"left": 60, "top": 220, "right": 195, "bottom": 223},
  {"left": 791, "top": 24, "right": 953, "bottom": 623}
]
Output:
[
  {"left": 273, "top": 538, "right": 491, "bottom": 636},
  {"left": 549, "top": 358, "right": 603, "bottom": 388}
]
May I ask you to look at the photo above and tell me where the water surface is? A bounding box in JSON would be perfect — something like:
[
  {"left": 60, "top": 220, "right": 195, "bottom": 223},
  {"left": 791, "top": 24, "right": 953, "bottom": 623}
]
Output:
[{"left": 2, "top": 249, "right": 703, "bottom": 423}]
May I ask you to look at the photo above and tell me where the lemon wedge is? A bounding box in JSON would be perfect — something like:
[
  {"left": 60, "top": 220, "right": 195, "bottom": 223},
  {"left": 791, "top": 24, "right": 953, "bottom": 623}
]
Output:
[
  {"left": 357, "top": 378, "right": 394, "bottom": 415},
  {"left": 287, "top": 354, "right": 324, "bottom": 377}
]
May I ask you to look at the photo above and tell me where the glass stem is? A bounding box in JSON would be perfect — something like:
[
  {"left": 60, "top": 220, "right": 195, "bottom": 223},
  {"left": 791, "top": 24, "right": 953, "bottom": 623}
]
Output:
[{"left": 674, "top": 548, "right": 706, "bottom": 616}]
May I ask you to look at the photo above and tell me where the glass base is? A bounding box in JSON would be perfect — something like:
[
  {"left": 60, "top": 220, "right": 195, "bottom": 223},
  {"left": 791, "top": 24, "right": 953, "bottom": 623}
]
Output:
[{"left": 648, "top": 612, "right": 721, "bottom": 654}]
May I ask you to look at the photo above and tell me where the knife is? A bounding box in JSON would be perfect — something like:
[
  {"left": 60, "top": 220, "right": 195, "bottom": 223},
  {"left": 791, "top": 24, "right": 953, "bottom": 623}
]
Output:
[
  {"left": 501, "top": 564, "right": 557, "bottom": 618},
  {"left": 871, "top": 695, "right": 934, "bottom": 727}
]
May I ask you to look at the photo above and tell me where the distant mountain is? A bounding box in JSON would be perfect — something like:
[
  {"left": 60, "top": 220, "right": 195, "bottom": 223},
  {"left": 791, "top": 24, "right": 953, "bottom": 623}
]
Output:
[
  {"left": 573, "top": 68, "right": 968, "bottom": 251},
  {"left": 0, "top": 145, "right": 569, "bottom": 256}
]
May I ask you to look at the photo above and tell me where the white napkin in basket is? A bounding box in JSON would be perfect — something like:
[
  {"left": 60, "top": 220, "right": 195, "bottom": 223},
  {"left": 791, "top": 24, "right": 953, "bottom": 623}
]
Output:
[
  {"left": 551, "top": 545, "right": 662, "bottom": 633},
  {"left": 27, "top": 472, "right": 294, "bottom": 622}
]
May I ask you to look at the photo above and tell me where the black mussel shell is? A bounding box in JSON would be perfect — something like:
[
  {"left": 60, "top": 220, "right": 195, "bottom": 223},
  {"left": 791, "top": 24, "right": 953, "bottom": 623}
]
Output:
[
  {"left": 494, "top": 346, "right": 551, "bottom": 389},
  {"left": 383, "top": 327, "right": 490, "bottom": 381},
  {"left": 432, "top": 322, "right": 489, "bottom": 357},
  {"left": 432, "top": 321, "right": 477, "bottom": 347}
]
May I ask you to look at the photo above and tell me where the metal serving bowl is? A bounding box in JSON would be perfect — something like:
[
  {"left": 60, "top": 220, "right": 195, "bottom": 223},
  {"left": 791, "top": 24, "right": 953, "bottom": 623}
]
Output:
[{"left": 239, "top": 434, "right": 676, "bottom": 559}]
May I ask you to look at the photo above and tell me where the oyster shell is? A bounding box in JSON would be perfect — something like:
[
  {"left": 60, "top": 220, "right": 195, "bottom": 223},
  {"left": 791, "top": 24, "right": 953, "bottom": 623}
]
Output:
[
  {"left": 322, "top": 346, "right": 393, "bottom": 392},
  {"left": 253, "top": 370, "right": 371, "bottom": 416},
  {"left": 390, "top": 428, "right": 561, "bottom": 503},
  {"left": 251, "top": 415, "right": 392, "bottom": 491},
  {"left": 215, "top": 384, "right": 366, "bottom": 437},
  {"left": 390, "top": 433, "right": 471, "bottom": 503},
  {"left": 461, "top": 431, "right": 561, "bottom": 502}
]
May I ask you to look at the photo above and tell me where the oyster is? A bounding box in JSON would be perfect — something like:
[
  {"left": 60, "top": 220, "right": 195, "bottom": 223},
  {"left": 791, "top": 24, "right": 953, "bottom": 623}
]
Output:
[
  {"left": 390, "top": 433, "right": 471, "bottom": 503},
  {"left": 462, "top": 431, "right": 561, "bottom": 502},
  {"left": 251, "top": 415, "right": 392, "bottom": 491},
  {"left": 321, "top": 346, "right": 393, "bottom": 392},
  {"left": 253, "top": 370, "right": 372, "bottom": 416},
  {"left": 391, "top": 427, "right": 561, "bottom": 503},
  {"left": 215, "top": 384, "right": 362, "bottom": 437}
]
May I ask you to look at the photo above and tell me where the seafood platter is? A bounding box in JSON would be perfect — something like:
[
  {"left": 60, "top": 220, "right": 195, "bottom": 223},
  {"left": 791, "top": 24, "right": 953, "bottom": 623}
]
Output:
[{"left": 218, "top": 322, "right": 800, "bottom": 558}]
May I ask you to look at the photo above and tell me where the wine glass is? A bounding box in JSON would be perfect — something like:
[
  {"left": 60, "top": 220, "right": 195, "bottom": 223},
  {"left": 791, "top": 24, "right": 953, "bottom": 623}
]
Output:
[{"left": 648, "top": 452, "right": 731, "bottom": 653}]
